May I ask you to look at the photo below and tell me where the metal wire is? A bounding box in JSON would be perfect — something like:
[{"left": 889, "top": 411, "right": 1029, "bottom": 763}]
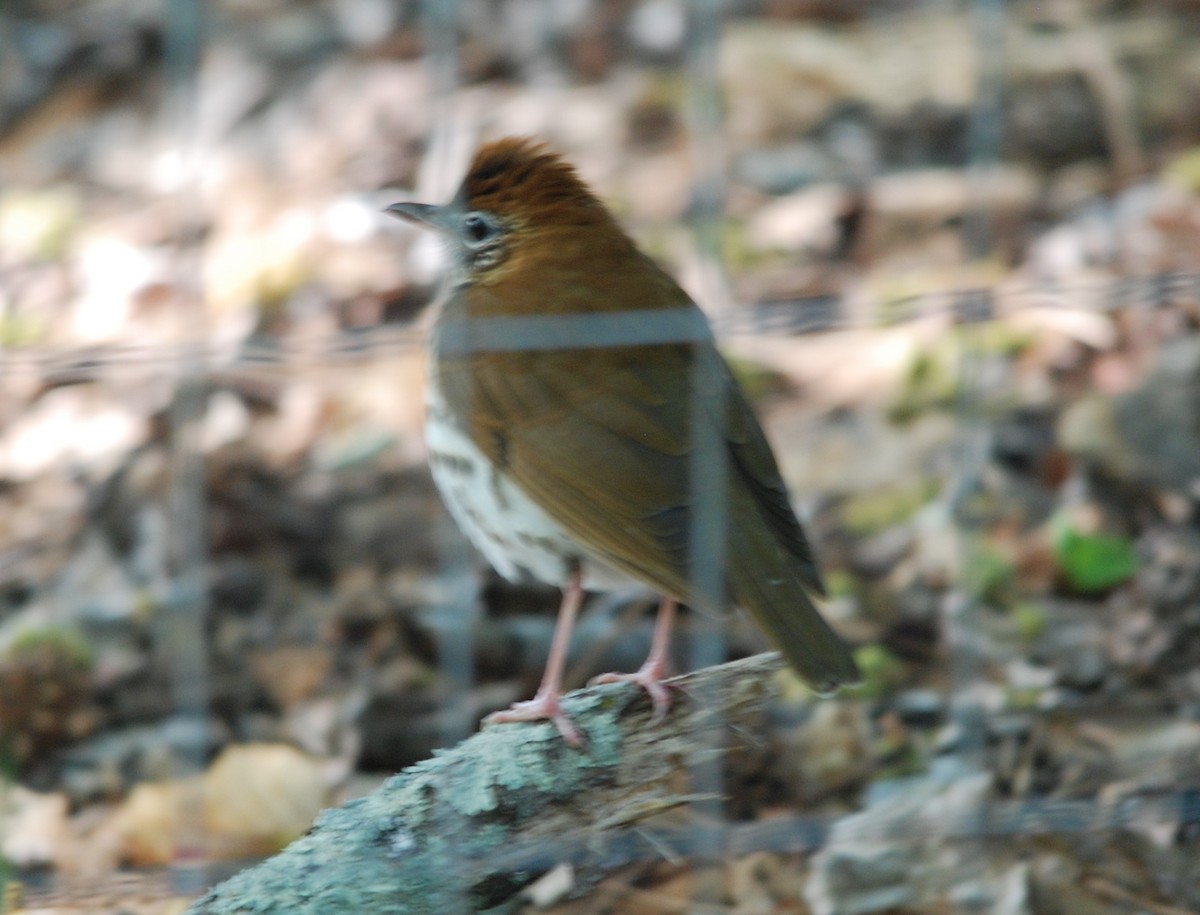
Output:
[
  {"left": 161, "top": 0, "right": 212, "bottom": 894},
  {"left": 475, "top": 785, "right": 1200, "bottom": 879},
  {"left": 11, "top": 0, "right": 1200, "bottom": 906},
  {"left": 1, "top": 270, "right": 1196, "bottom": 382}
]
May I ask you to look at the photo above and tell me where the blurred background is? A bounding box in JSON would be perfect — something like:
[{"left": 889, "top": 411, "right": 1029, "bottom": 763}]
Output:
[{"left": 2, "top": 0, "right": 1200, "bottom": 911}]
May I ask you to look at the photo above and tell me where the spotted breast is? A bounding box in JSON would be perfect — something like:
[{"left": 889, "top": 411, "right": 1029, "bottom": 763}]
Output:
[{"left": 423, "top": 348, "right": 629, "bottom": 591}]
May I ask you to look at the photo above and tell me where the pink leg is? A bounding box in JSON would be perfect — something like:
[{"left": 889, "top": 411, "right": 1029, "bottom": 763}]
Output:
[
  {"left": 590, "top": 597, "right": 677, "bottom": 724},
  {"left": 484, "top": 570, "right": 585, "bottom": 746}
]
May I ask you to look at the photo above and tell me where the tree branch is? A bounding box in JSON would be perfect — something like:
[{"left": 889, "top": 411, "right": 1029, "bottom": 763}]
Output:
[{"left": 185, "top": 652, "right": 789, "bottom": 914}]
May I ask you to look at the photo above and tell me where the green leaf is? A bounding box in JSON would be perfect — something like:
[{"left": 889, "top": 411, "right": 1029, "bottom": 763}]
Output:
[
  {"left": 843, "top": 644, "right": 907, "bottom": 699},
  {"left": 1053, "top": 520, "right": 1138, "bottom": 592}
]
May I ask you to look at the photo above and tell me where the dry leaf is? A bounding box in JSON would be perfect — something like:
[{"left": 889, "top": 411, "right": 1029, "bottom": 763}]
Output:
[{"left": 111, "top": 743, "right": 333, "bottom": 865}]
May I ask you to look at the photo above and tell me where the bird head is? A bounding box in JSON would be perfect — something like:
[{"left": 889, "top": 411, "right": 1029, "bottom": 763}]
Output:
[{"left": 386, "top": 138, "right": 627, "bottom": 286}]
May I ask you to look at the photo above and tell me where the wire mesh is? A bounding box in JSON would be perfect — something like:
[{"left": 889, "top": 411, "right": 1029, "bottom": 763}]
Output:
[{"left": 3, "top": 0, "right": 1200, "bottom": 910}]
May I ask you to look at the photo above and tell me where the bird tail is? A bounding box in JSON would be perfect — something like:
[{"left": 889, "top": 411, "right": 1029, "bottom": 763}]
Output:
[{"left": 727, "top": 499, "right": 860, "bottom": 691}]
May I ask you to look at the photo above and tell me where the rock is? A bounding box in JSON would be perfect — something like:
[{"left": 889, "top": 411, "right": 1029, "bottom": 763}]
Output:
[
  {"left": 331, "top": 0, "right": 400, "bottom": 48},
  {"left": 1029, "top": 853, "right": 1122, "bottom": 915},
  {"left": 721, "top": 14, "right": 975, "bottom": 145},
  {"left": 876, "top": 100, "right": 968, "bottom": 169},
  {"left": 806, "top": 840, "right": 918, "bottom": 915},
  {"left": 1058, "top": 395, "right": 1141, "bottom": 481},
  {"left": 1106, "top": 602, "right": 1172, "bottom": 674},
  {"left": 1138, "top": 526, "right": 1200, "bottom": 613},
  {"left": 50, "top": 531, "right": 140, "bottom": 623},
  {"left": 870, "top": 166, "right": 1038, "bottom": 240},
  {"left": 851, "top": 524, "right": 915, "bottom": 579},
  {"left": 773, "top": 700, "right": 871, "bottom": 803},
  {"left": 744, "top": 183, "right": 846, "bottom": 256},
  {"left": 883, "top": 577, "right": 943, "bottom": 662},
  {"left": 0, "top": 785, "right": 69, "bottom": 868},
  {"left": 57, "top": 722, "right": 213, "bottom": 805},
  {"left": 952, "top": 863, "right": 1032, "bottom": 915},
  {"left": 627, "top": 0, "right": 687, "bottom": 58},
  {"left": 209, "top": 556, "right": 270, "bottom": 616},
  {"left": 1056, "top": 642, "right": 1108, "bottom": 692},
  {"left": 1063, "top": 338, "right": 1200, "bottom": 508},
  {"left": 984, "top": 710, "right": 1034, "bottom": 743},
  {"left": 990, "top": 406, "right": 1060, "bottom": 481},
  {"left": 891, "top": 689, "right": 946, "bottom": 728},
  {"left": 1028, "top": 614, "right": 1109, "bottom": 692},
  {"left": 806, "top": 771, "right": 992, "bottom": 914},
  {"left": 201, "top": 390, "right": 252, "bottom": 453},
  {"left": 255, "top": 6, "right": 341, "bottom": 63},
  {"left": 734, "top": 143, "right": 836, "bottom": 195},
  {"left": 1006, "top": 72, "right": 1108, "bottom": 169}
]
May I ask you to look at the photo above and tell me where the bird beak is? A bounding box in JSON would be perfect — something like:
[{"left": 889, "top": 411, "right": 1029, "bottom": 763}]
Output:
[{"left": 385, "top": 201, "right": 454, "bottom": 234}]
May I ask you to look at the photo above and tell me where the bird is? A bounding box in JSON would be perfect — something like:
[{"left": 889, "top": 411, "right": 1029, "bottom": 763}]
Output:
[{"left": 387, "top": 137, "right": 858, "bottom": 745}]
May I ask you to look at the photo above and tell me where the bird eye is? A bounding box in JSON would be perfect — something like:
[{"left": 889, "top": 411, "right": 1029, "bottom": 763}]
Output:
[{"left": 462, "top": 212, "right": 498, "bottom": 247}]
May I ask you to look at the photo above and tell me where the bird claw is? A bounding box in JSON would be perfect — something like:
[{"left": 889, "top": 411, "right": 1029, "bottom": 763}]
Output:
[
  {"left": 484, "top": 692, "right": 584, "bottom": 747},
  {"left": 590, "top": 667, "right": 675, "bottom": 725}
]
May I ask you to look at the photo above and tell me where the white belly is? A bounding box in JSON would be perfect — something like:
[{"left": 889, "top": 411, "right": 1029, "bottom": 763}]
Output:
[
  {"left": 425, "top": 369, "right": 646, "bottom": 591},
  {"left": 424, "top": 410, "right": 576, "bottom": 586}
]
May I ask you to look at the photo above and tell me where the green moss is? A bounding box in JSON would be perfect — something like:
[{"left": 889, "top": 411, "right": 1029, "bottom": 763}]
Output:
[
  {"left": 886, "top": 322, "right": 1034, "bottom": 425},
  {"left": 5, "top": 626, "right": 94, "bottom": 671},
  {"left": 821, "top": 568, "right": 858, "bottom": 599},
  {"left": 873, "top": 736, "right": 926, "bottom": 781},
  {"left": 967, "top": 320, "right": 1035, "bottom": 358},
  {"left": 720, "top": 219, "right": 760, "bottom": 273},
  {"left": 254, "top": 260, "right": 314, "bottom": 316},
  {"left": 1004, "top": 685, "right": 1045, "bottom": 711},
  {"left": 888, "top": 347, "right": 957, "bottom": 424},
  {"left": 843, "top": 643, "right": 907, "bottom": 700},
  {"left": 963, "top": 548, "right": 1015, "bottom": 606},
  {"left": 1012, "top": 601, "right": 1048, "bottom": 643}
]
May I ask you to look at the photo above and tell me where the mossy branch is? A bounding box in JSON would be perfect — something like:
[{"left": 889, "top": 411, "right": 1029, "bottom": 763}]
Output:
[{"left": 185, "top": 652, "right": 788, "bottom": 915}]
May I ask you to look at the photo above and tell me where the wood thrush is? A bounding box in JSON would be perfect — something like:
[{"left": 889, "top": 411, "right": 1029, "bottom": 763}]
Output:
[{"left": 388, "top": 138, "right": 858, "bottom": 745}]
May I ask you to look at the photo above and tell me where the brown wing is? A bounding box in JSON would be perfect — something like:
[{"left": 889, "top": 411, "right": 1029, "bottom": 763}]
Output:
[{"left": 437, "top": 278, "right": 858, "bottom": 688}]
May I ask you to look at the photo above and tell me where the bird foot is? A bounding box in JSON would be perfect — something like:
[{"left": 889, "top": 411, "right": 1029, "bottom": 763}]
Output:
[
  {"left": 484, "top": 691, "right": 584, "bottom": 747},
  {"left": 590, "top": 663, "right": 675, "bottom": 725}
]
